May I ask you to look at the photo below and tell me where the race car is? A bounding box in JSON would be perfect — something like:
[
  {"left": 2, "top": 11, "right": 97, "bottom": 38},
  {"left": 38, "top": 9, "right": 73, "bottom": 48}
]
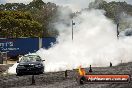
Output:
[{"left": 16, "top": 53, "right": 45, "bottom": 76}]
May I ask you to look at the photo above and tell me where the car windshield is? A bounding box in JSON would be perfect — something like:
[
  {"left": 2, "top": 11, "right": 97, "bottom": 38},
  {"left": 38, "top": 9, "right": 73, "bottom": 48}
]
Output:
[{"left": 20, "top": 55, "right": 41, "bottom": 62}]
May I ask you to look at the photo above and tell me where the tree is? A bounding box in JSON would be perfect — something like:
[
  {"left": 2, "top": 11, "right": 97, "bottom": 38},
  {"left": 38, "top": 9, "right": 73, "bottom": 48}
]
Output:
[
  {"left": 0, "top": 0, "right": 59, "bottom": 37},
  {"left": 28, "top": 2, "right": 59, "bottom": 37},
  {"left": 89, "top": 0, "right": 132, "bottom": 30},
  {"left": 0, "top": 11, "right": 42, "bottom": 38},
  {"left": 28, "top": 0, "right": 45, "bottom": 9},
  {"left": 0, "top": 3, "right": 27, "bottom": 11}
]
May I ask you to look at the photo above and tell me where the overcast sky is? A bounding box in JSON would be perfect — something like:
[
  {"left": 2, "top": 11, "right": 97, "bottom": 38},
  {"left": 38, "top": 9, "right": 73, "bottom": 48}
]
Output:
[{"left": 0, "top": 0, "right": 132, "bottom": 11}]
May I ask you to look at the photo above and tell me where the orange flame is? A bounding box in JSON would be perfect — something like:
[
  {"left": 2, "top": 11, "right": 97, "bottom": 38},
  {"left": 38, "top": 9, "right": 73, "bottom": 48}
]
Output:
[{"left": 78, "top": 66, "right": 86, "bottom": 76}]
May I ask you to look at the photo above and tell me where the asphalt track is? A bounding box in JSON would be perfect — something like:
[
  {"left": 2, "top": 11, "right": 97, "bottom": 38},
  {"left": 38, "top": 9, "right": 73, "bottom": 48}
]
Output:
[{"left": 1, "top": 62, "right": 132, "bottom": 88}]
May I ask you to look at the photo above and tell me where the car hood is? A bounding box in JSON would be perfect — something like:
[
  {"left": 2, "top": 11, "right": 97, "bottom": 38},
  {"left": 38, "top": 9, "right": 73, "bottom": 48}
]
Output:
[{"left": 19, "top": 62, "right": 41, "bottom": 65}]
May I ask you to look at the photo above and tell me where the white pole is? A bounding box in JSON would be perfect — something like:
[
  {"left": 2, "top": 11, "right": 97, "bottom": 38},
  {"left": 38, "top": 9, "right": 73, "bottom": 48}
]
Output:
[{"left": 39, "top": 37, "right": 42, "bottom": 49}]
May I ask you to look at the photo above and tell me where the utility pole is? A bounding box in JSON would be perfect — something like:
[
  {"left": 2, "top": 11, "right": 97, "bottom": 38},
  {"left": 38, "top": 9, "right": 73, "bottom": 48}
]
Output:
[
  {"left": 117, "top": 23, "right": 119, "bottom": 39},
  {"left": 72, "top": 20, "right": 75, "bottom": 41},
  {"left": 39, "top": 37, "right": 42, "bottom": 49},
  {"left": 39, "top": 29, "right": 43, "bottom": 49}
]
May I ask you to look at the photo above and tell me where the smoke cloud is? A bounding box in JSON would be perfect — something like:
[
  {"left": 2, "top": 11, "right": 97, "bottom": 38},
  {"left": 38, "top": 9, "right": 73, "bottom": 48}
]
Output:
[
  {"left": 8, "top": 0, "right": 132, "bottom": 73},
  {"left": 35, "top": 8, "right": 132, "bottom": 72}
]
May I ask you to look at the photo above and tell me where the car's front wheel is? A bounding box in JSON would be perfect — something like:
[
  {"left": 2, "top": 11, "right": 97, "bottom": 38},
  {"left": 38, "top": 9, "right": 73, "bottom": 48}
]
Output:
[
  {"left": 16, "top": 69, "right": 22, "bottom": 76},
  {"left": 16, "top": 72, "right": 22, "bottom": 76},
  {"left": 40, "top": 68, "right": 44, "bottom": 74}
]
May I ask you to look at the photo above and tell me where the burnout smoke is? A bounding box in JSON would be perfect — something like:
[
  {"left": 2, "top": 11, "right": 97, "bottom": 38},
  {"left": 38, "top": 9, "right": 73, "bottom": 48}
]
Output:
[
  {"left": 8, "top": 0, "right": 132, "bottom": 74},
  {"left": 36, "top": 9, "right": 132, "bottom": 72}
]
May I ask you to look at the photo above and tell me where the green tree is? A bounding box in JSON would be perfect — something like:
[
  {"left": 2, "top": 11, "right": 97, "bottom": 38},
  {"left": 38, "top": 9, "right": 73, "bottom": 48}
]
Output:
[
  {"left": 89, "top": 0, "right": 132, "bottom": 30},
  {"left": 0, "top": 3, "right": 27, "bottom": 11},
  {"left": 28, "top": 0, "right": 45, "bottom": 9},
  {"left": 0, "top": 11, "right": 42, "bottom": 38},
  {"left": 28, "top": 2, "right": 59, "bottom": 37},
  {"left": 0, "top": 0, "right": 59, "bottom": 37}
]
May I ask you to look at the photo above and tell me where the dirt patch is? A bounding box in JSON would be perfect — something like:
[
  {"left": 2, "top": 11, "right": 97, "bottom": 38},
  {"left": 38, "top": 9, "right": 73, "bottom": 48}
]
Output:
[{"left": 0, "top": 65, "right": 9, "bottom": 73}]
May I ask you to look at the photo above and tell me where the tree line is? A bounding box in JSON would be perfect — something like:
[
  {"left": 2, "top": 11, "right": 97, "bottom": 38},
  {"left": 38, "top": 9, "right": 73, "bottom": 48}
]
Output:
[
  {"left": 89, "top": 0, "right": 132, "bottom": 30},
  {"left": 0, "top": 0, "right": 132, "bottom": 38},
  {"left": 0, "top": 0, "right": 58, "bottom": 38}
]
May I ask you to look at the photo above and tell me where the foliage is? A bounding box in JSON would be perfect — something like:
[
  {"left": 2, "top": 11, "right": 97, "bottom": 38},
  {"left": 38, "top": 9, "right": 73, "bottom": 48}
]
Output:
[
  {"left": 89, "top": 0, "right": 132, "bottom": 30},
  {"left": 0, "top": 0, "right": 132, "bottom": 37},
  {"left": 0, "top": 0, "right": 58, "bottom": 38},
  {"left": 0, "top": 11, "right": 42, "bottom": 38}
]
